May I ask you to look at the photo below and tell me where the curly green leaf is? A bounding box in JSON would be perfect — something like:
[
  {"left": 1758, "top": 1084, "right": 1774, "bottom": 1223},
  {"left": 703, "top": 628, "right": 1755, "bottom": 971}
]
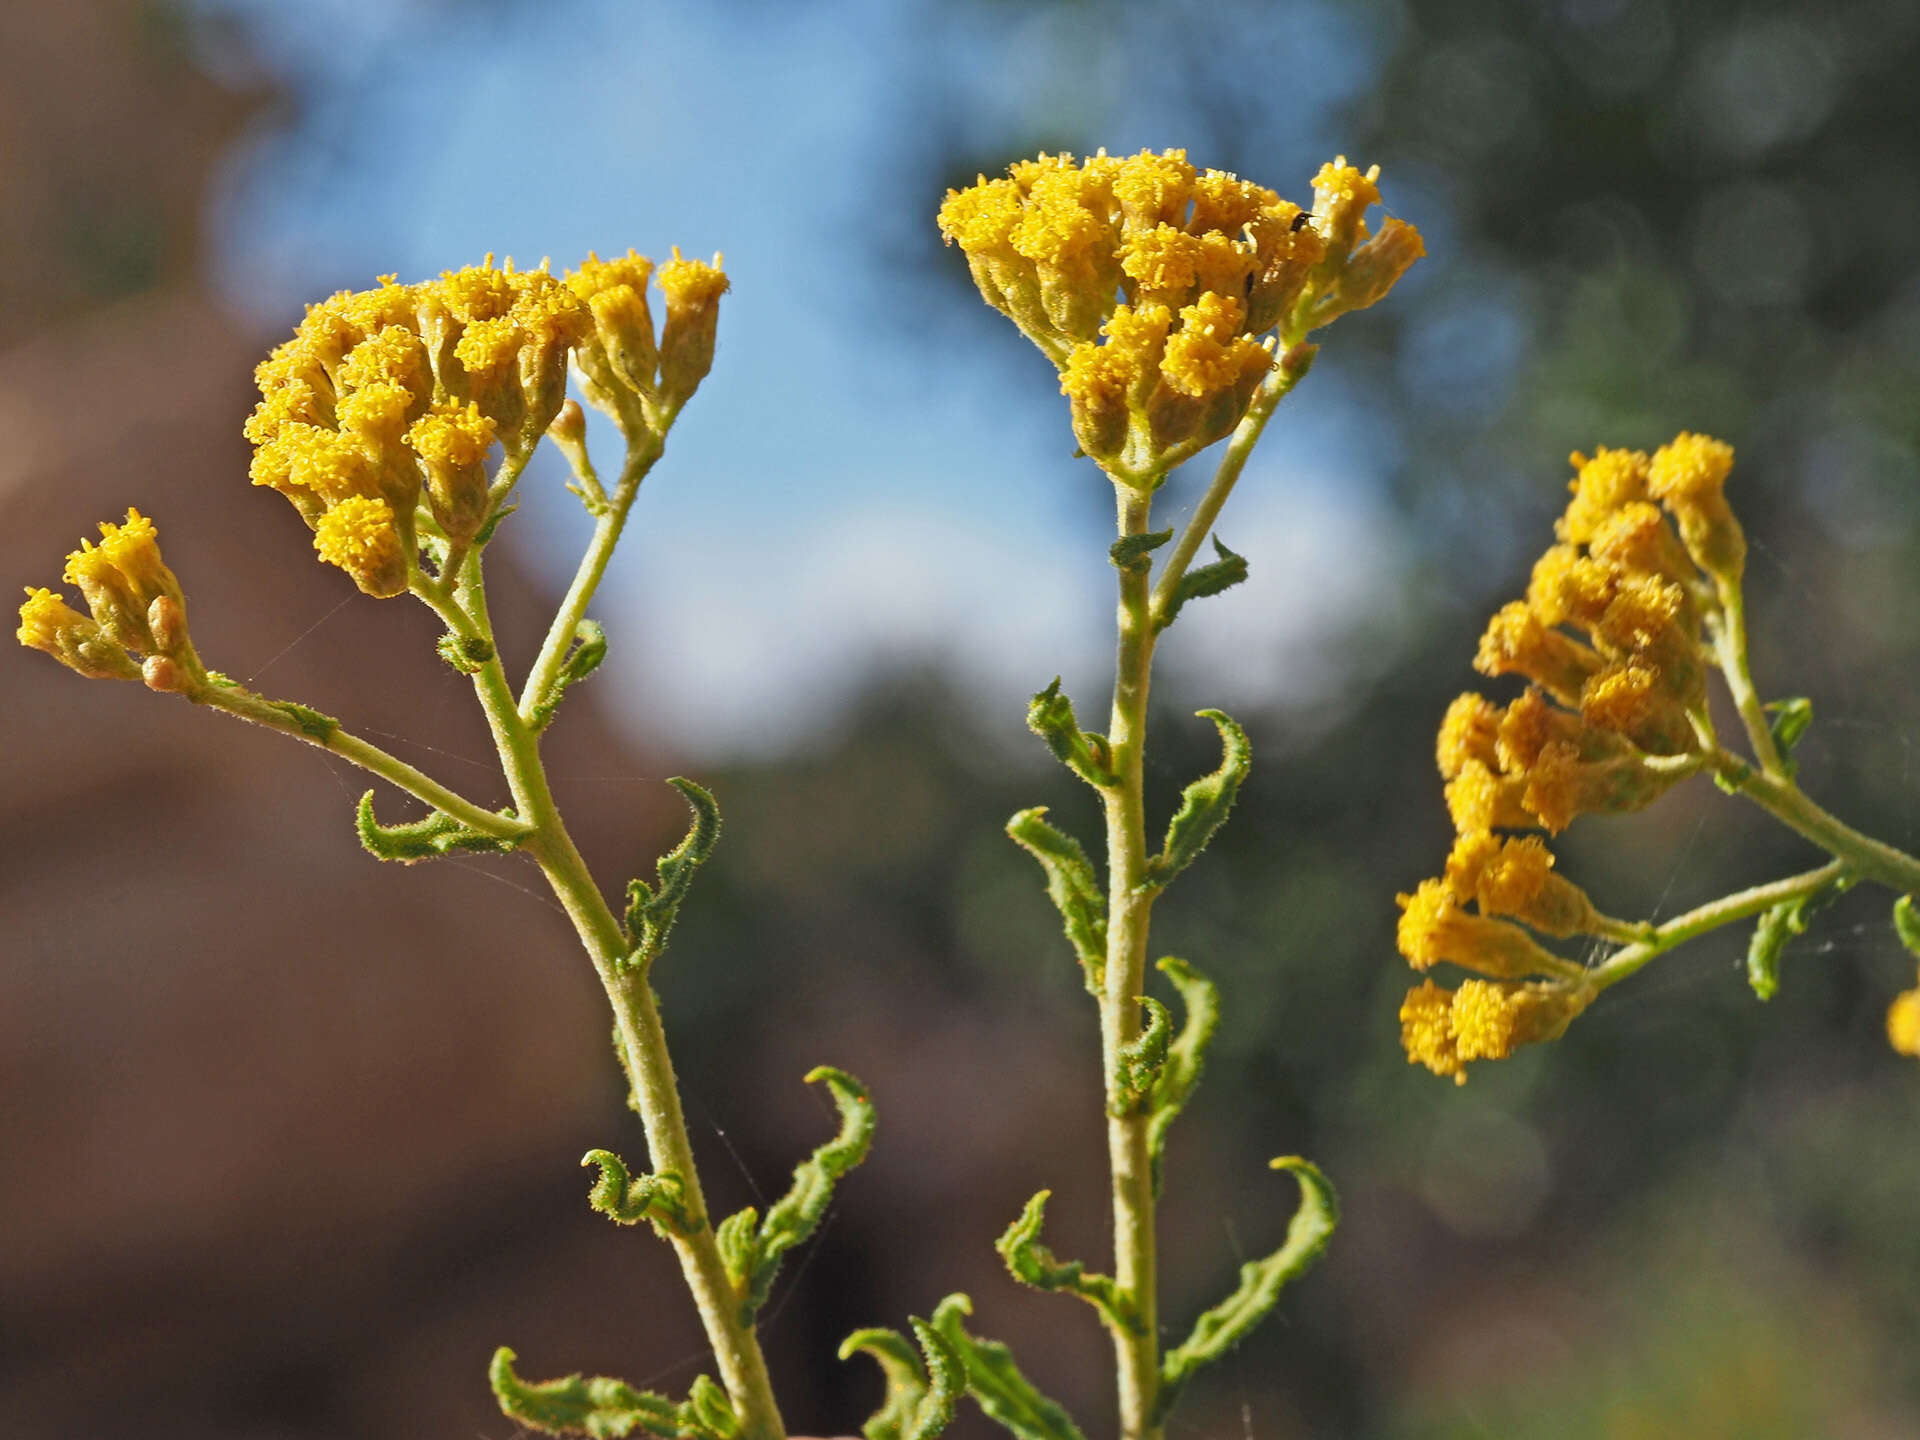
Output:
[
  {"left": 928, "top": 1293, "right": 1086, "bottom": 1440},
  {"left": 742, "top": 1067, "right": 874, "bottom": 1318},
  {"left": 1027, "top": 678, "right": 1115, "bottom": 790},
  {"left": 1156, "top": 536, "right": 1247, "bottom": 632},
  {"left": 1895, "top": 894, "right": 1920, "bottom": 959},
  {"left": 623, "top": 777, "right": 721, "bottom": 969},
  {"left": 1005, "top": 807, "right": 1106, "bottom": 993},
  {"left": 1142, "top": 710, "right": 1249, "bottom": 891},
  {"left": 996, "top": 1191, "right": 1134, "bottom": 1333},
  {"left": 582, "top": 1149, "right": 698, "bottom": 1236},
  {"left": 529, "top": 620, "right": 609, "bottom": 732},
  {"left": 715, "top": 1206, "right": 760, "bottom": 1292},
  {"left": 1111, "top": 996, "right": 1170, "bottom": 1116},
  {"left": 436, "top": 631, "right": 495, "bottom": 674},
  {"left": 1154, "top": 1158, "right": 1339, "bottom": 1422},
  {"left": 271, "top": 698, "right": 338, "bottom": 742},
  {"left": 488, "top": 1346, "right": 707, "bottom": 1439},
  {"left": 1747, "top": 867, "right": 1857, "bottom": 999},
  {"left": 684, "top": 1377, "right": 739, "bottom": 1440},
  {"left": 1765, "top": 696, "right": 1814, "bottom": 778},
  {"left": 1147, "top": 956, "right": 1220, "bottom": 1194},
  {"left": 840, "top": 1327, "right": 932, "bottom": 1440},
  {"left": 1109, "top": 527, "right": 1174, "bottom": 575},
  {"left": 354, "top": 790, "right": 521, "bottom": 862}
]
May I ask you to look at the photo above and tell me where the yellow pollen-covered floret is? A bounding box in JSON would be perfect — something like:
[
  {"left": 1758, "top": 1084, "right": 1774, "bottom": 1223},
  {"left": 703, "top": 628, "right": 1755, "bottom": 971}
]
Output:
[
  {"left": 1648, "top": 432, "right": 1735, "bottom": 505},
  {"left": 1445, "top": 758, "right": 1536, "bottom": 835},
  {"left": 656, "top": 249, "right": 730, "bottom": 309},
  {"left": 1400, "top": 979, "right": 1465, "bottom": 1083},
  {"left": 95, "top": 507, "right": 159, "bottom": 575},
  {"left": 567, "top": 248, "right": 654, "bottom": 300},
  {"left": 1527, "top": 544, "right": 1614, "bottom": 630},
  {"left": 1475, "top": 600, "right": 1604, "bottom": 704},
  {"left": 1310, "top": 157, "right": 1381, "bottom": 252},
  {"left": 17, "top": 586, "right": 88, "bottom": 650},
  {"left": 337, "top": 382, "right": 413, "bottom": 440},
  {"left": 1559, "top": 446, "right": 1651, "bottom": 545},
  {"left": 62, "top": 539, "right": 120, "bottom": 591},
  {"left": 408, "top": 402, "right": 495, "bottom": 468},
  {"left": 1437, "top": 692, "right": 1502, "bottom": 779},
  {"left": 1111, "top": 148, "right": 1196, "bottom": 224},
  {"left": 1889, "top": 978, "right": 1920, "bottom": 1058},
  {"left": 1396, "top": 877, "right": 1568, "bottom": 979},
  {"left": 453, "top": 316, "right": 520, "bottom": 377},
  {"left": 313, "top": 495, "right": 404, "bottom": 598},
  {"left": 1160, "top": 294, "right": 1269, "bottom": 398}
]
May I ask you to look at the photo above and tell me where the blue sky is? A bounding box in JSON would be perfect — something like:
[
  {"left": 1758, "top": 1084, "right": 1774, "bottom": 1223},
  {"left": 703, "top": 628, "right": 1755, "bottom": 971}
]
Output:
[{"left": 190, "top": 0, "right": 1443, "bottom": 755}]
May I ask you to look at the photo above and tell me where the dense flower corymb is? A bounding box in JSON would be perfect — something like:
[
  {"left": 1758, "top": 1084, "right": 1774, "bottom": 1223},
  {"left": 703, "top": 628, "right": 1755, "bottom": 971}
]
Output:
[{"left": 938, "top": 149, "right": 1421, "bottom": 483}]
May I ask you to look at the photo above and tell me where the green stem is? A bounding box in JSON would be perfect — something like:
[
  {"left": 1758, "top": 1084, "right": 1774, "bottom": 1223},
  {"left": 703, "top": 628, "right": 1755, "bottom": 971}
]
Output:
[
  {"left": 1588, "top": 860, "right": 1848, "bottom": 991},
  {"left": 1712, "top": 750, "right": 1920, "bottom": 896},
  {"left": 520, "top": 430, "right": 664, "bottom": 724},
  {"left": 1103, "top": 486, "right": 1162, "bottom": 1440},
  {"left": 1148, "top": 344, "right": 1315, "bottom": 626},
  {"left": 450, "top": 537, "right": 785, "bottom": 1440},
  {"left": 193, "top": 682, "right": 527, "bottom": 841},
  {"left": 1710, "top": 580, "right": 1786, "bottom": 777}
]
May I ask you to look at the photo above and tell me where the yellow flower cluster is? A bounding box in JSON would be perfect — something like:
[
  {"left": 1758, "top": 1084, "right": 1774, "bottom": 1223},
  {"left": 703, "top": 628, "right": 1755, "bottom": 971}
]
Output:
[
  {"left": 1396, "top": 434, "right": 1744, "bottom": 1081},
  {"left": 245, "top": 251, "right": 728, "bottom": 595},
  {"left": 1890, "top": 974, "right": 1920, "bottom": 1059},
  {"left": 938, "top": 150, "right": 1421, "bottom": 482},
  {"left": 18, "top": 508, "right": 200, "bottom": 692}
]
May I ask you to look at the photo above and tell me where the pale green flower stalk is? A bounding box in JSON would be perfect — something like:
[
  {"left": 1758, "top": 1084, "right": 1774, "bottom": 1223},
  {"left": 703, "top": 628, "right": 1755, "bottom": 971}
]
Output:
[
  {"left": 1394, "top": 435, "right": 1920, "bottom": 1083},
  {"left": 833, "top": 149, "right": 1424, "bottom": 1440},
  {"left": 16, "top": 251, "right": 874, "bottom": 1440}
]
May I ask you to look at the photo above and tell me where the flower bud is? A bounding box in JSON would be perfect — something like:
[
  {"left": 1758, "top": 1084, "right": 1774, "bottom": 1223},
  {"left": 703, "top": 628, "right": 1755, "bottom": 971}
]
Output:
[
  {"left": 16, "top": 586, "right": 140, "bottom": 681},
  {"left": 656, "top": 249, "right": 730, "bottom": 408},
  {"left": 314, "top": 495, "right": 409, "bottom": 598},
  {"left": 142, "top": 654, "right": 191, "bottom": 693}
]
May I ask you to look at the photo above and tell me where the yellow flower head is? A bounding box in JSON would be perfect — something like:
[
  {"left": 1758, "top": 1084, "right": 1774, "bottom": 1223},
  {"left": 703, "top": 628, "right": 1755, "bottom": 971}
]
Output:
[
  {"left": 314, "top": 495, "right": 407, "bottom": 598},
  {"left": 407, "top": 402, "right": 496, "bottom": 543},
  {"left": 1888, "top": 977, "right": 1920, "bottom": 1059},
  {"left": 1474, "top": 599, "right": 1604, "bottom": 707},
  {"left": 1436, "top": 692, "right": 1501, "bottom": 780},
  {"left": 1444, "top": 831, "right": 1601, "bottom": 937},
  {"left": 1396, "top": 877, "right": 1572, "bottom": 979},
  {"left": 655, "top": 248, "right": 730, "bottom": 408},
  {"left": 940, "top": 148, "right": 1413, "bottom": 484},
  {"left": 1401, "top": 977, "right": 1593, "bottom": 1082},
  {"left": 16, "top": 586, "right": 140, "bottom": 681},
  {"left": 1444, "top": 757, "right": 1536, "bottom": 835},
  {"left": 1649, "top": 431, "right": 1744, "bottom": 582},
  {"left": 1559, "top": 446, "right": 1650, "bottom": 546}
]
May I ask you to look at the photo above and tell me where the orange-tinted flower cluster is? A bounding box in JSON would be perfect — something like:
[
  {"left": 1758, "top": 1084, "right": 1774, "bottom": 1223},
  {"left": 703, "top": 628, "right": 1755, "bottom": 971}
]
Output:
[
  {"left": 18, "top": 508, "right": 200, "bottom": 693},
  {"left": 938, "top": 150, "right": 1421, "bottom": 482},
  {"left": 1396, "top": 435, "right": 1744, "bottom": 1081},
  {"left": 245, "top": 252, "right": 726, "bottom": 596}
]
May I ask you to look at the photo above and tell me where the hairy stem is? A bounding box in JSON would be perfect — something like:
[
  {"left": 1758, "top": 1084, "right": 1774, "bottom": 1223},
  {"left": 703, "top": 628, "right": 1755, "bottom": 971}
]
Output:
[
  {"left": 447, "top": 534, "right": 785, "bottom": 1440},
  {"left": 520, "top": 428, "right": 664, "bottom": 724},
  {"left": 193, "top": 682, "right": 527, "bottom": 841},
  {"left": 1149, "top": 344, "right": 1315, "bottom": 625},
  {"left": 1710, "top": 580, "right": 1786, "bottom": 777},
  {"left": 1104, "top": 486, "right": 1162, "bottom": 1440},
  {"left": 1588, "top": 860, "right": 1848, "bottom": 991},
  {"left": 1712, "top": 750, "right": 1920, "bottom": 896}
]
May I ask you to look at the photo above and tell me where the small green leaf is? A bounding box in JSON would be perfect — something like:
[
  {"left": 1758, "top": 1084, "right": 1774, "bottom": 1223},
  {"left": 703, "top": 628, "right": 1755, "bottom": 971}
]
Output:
[
  {"left": 1156, "top": 536, "right": 1248, "bottom": 631},
  {"left": 1155, "top": 1158, "right": 1339, "bottom": 1423},
  {"left": 1147, "top": 956, "right": 1220, "bottom": 1194},
  {"left": 1764, "top": 697, "right": 1814, "bottom": 777},
  {"left": 996, "top": 1191, "right": 1134, "bottom": 1333},
  {"left": 1027, "top": 679, "right": 1115, "bottom": 789},
  {"left": 837, "top": 1317, "right": 962, "bottom": 1440},
  {"left": 1110, "top": 528, "right": 1174, "bottom": 575},
  {"left": 928, "top": 1293, "right": 1087, "bottom": 1440},
  {"left": 1111, "top": 997, "right": 1170, "bottom": 1116},
  {"left": 488, "top": 1346, "right": 703, "bottom": 1439},
  {"left": 715, "top": 1207, "right": 760, "bottom": 1291},
  {"left": 473, "top": 501, "right": 517, "bottom": 547},
  {"left": 1005, "top": 808, "right": 1106, "bottom": 992},
  {"left": 1894, "top": 895, "right": 1920, "bottom": 959},
  {"left": 733, "top": 1067, "right": 876, "bottom": 1323},
  {"left": 1747, "top": 903, "right": 1795, "bottom": 1002},
  {"left": 1142, "top": 710, "right": 1249, "bottom": 891},
  {"left": 840, "top": 1327, "right": 932, "bottom": 1440},
  {"left": 272, "top": 699, "right": 338, "bottom": 741},
  {"left": 530, "top": 620, "right": 609, "bottom": 732},
  {"left": 1747, "top": 869, "right": 1858, "bottom": 999},
  {"left": 623, "top": 778, "right": 721, "bottom": 969},
  {"left": 436, "top": 631, "right": 495, "bottom": 674},
  {"left": 581, "top": 1149, "right": 698, "bottom": 1236},
  {"left": 354, "top": 790, "right": 521, "bottom": 863},
  {"left": 684, "top": 1377, "right": 739, "bottom": 1440}
]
